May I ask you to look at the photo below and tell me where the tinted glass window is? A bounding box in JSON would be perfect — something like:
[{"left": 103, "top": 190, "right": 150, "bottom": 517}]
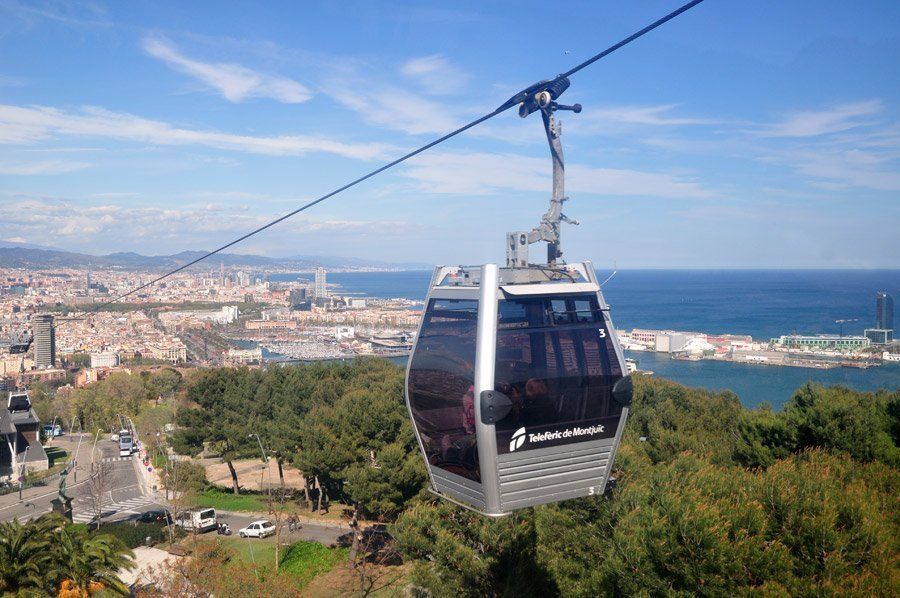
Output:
[
  {"left": 494, "top": 294, "right": 624, "bottom": 454},
  {"left": 408, "top": 299, "right": 480, "bottom": 481}
]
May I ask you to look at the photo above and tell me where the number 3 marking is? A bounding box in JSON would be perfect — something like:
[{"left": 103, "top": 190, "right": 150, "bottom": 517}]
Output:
[{"left": 598, "top": 328, "right": 606, "bottom": 338}]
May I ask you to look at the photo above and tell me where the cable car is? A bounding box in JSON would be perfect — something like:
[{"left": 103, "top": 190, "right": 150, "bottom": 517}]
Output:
[{"left": 405, "top": 78, "right": 633, "bottom": 515}]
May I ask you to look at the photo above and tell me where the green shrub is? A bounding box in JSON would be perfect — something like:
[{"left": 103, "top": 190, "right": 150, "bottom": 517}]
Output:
[{"left": 95, "top": 521, "right": 170, "bottom": 549}]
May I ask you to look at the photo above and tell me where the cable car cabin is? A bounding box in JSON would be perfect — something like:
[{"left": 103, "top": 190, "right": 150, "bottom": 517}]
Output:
[{"left": 406, "top": 262, "right": 632, "bottom": 516}]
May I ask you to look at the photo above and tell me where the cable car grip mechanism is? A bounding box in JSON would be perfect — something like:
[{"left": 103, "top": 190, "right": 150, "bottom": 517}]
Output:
[{"left": 480, "top": 390, "right": 513, "bottom": 425}]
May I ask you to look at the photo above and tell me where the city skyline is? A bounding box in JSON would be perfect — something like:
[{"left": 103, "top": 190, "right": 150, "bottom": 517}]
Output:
[{"left": 1, "top": 1, "right": 899, "bottom": 268}]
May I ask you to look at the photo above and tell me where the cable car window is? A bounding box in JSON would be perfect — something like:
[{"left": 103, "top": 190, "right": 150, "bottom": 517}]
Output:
[
  {"left": 494, "top": 294, "right": 623, "bottom": 454},
  {"left": 407, "top": 299, "right": 480, "bottom": 481}
]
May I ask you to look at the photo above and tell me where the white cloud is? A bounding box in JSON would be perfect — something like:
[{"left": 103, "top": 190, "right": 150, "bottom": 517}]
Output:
[
  {"left": 325, "top": 79, "right": 461, "bottom": 135},
  {"left": 142, "top": 36, "right": 311, "bottom": 104},
  {"left": 400, "top": 55, "right": 470, "bottom": 95},
  {"left": 0, "top": 197, "right": 410, "bottom": 253},
  {"left": 0, "top": 159, "right": 91, "bottom": 175},
  {"left": 787, "top": 148, "right": 900, "bottom": 191},
  {"left": 401, "top": 151, "right": 714, "bottom": 199},
  {"left": 761, "top": 100, "right": 882, "bottom": 138},
  {"left": 0, "top": 104, "right": 390, "bottom": 160},
  {"left": 584, "top": 104, "right": 718, "bottom": 127}
]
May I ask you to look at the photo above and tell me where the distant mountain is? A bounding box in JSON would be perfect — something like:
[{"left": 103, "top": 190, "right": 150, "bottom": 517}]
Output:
[
  {"left": 0, "top": 246, "right": 429, "bottom": 271},
  {"left": 286, "top": 254, "right": 431, "bottom": 270},
  {"left": 0, "top": 239, "right": 56, "bottom": 250}
]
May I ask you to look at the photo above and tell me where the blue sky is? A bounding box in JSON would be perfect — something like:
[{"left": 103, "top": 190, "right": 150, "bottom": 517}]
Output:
[{"left": 0, "top": 0, "right": 898, "bottom": 268}]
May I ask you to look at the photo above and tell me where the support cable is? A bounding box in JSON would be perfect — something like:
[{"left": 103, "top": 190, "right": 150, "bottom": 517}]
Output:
[{"left": 65, "top": 0, "right": 706, "bottom": 322}]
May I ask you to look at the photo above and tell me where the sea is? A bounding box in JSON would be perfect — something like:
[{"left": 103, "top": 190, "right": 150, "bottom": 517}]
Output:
[{"left": 269, "top": 270, "right": 900, "bottom": 410}]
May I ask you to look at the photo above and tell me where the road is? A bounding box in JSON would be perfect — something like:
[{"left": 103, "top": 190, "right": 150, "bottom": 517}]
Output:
[
  {"left": 213, "top": 511, "right": 346, "bottom": 546},
  {"left": 1, "top": 436, "right": 346, "bottom": 546},
  {"left": 0, "top": 434, "right": 163, "bottom": 524}
]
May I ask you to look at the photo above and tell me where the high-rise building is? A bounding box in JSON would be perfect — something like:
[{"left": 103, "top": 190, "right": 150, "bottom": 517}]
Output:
[
  {"left": 314, "top": 267, "right": 327, "bottom": 299},
  {"left": 32, "top": 314, "right": 55, "bottom": 368},
  {"left": 876, "top": 292, "right": 893, "bottom": 331}
]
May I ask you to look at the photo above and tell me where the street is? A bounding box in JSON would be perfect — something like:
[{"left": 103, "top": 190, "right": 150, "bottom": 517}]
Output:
[
  {"left": 1, "top": 435, "right": 346, "bottom": 546},
  {"left": 213, "top": 511, "right": 346, "bottom": 546},
  {"left": 0, "top": 434, "right": 161, "bottom": 524}
]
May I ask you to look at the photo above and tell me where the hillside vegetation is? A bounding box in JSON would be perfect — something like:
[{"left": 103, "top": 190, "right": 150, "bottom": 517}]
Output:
[{"left": 44, "top": 357, "right": 899, "bottom": 595}]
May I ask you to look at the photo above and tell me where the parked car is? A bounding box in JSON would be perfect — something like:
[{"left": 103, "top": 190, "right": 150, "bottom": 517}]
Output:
[
  {"left": 238, "top": 520, "right": 276, "bottom": 539},
  {"left": 174, "top": 508, "right": 218, "bottom": 533},
  {"left": 42, "top": 424, "right": 63, "bottom": 438},
  {"left": 137, "top": 510, "right": 172, "bottom": 524}
]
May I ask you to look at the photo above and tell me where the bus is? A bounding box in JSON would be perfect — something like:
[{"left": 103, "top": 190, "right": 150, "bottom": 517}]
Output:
[{"left": 118, "top": 429, "right": 133, "bottom": 457}]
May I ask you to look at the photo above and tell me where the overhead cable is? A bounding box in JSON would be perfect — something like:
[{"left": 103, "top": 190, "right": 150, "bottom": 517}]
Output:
[{"left": 66, "top": 0, "right": 706, "bottom": 322}]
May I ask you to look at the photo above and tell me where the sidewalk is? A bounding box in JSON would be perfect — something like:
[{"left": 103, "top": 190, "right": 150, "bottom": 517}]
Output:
[{"left": 133, "top": 448, "right": 168, "bottom": 504}]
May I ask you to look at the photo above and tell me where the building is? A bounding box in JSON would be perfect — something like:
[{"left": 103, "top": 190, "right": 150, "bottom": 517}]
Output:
[
  {"left": 146, "top": 343, "right": 187, "bottom": 363},
  {"left": 655, "top": 332, "right": 689, "bottom": 353},
  {"left": 772, "top": 334, "right": 870, "bottom": 351},
  {"left": 876, "top": 291, "right": 893, "bottom": 332},
  {"left": 864, "top": 329, "right": 893, "bottom": 346},
  {"left": 631, "top": 329, "right": 659, "bottom": 345},
  {"left": 90, "top": 351, "right": 120, "bottom": 368},
  {"left": 334, "top": 326, "right": 355, "bottom": 340},
  {"left": 244, "top": 319, "right": 298, "bottom": 330},
  {"left": 32, "top": 313, "right": 55, "bottom": 368},
  {"left": 314, "top": 267, "right": 327, "bottom": 299},
  {"left": 0, "top": 390, "right": 48, "bottom": 482},
  {"left": 225, "top": 347, "right": 263, "bottom": 366}
]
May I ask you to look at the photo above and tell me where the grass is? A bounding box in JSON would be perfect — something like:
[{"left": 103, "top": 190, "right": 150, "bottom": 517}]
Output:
[
  {"left": 220, "top": 535, "right": 278, "bottom": 568},
  {"left": 219, "top": 536, "right": 348, "bottom": 589},
  {"left": 193, "top": 487, "right": 268, "bottom": 512},
  {"left": 279, "top": 541, "right": 348, "bottom": 588}
]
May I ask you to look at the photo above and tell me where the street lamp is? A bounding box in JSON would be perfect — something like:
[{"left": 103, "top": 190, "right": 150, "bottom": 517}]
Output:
[
  {"left": 248, "top": 433, "right": 268, "bottom": 464},
  {"left": 72, "top": 419, "right": 85, "bottom": 483},
  {"left": 18, "top": 445, "right": 30, "bottom": 500},
  {"left": 248, "top": 433, "right": 271, "bottom": 510},
  {"left": 90, "top": 428, "right": 102, "bottom": 473}
]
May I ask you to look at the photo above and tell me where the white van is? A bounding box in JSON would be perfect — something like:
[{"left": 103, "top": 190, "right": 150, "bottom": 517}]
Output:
[{"left": 175, "top": 508, "right": 218, "bottom": 533}]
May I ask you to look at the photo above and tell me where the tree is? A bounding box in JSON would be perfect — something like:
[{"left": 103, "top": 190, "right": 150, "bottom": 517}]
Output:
[
  {"left": 144, "top": 368, "right": 183, "bottom": 402},
  {"left": 52, "top": 522, "right": 134, "bottom": 596},
  {"left": 393, "top": 501, "right": 557, "bottom": 597},
  {"left": 85, "top": 461, "right": 111, "bottom": 531},
  {"left": 69, "top": 352, "right": 91, "bottom": 368},
  {"left": 0, "top": 516, "right": 54, "bottom": 594},
  {"left": 174, "top": 368, "right": 262, "bottom": 494},
  {"left": 295, "top": 364, "right": 427, "bottom": 519},
  {"left": 0, "top": 515, "right": 134, "bottom": 596}
]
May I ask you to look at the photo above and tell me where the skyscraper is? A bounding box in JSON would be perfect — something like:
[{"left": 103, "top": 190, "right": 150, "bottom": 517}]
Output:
[
  {"left": 876, "top": 292, "right": 893, "bottom": 331},
  {"left": 314, "top": 267, "right": 327, "bottom": 299},
  {"left": 33, "top": 313, "right": 55, "bottom": 368}
]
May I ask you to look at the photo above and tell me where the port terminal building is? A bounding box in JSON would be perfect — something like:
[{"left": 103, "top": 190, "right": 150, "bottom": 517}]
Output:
[{"left": 771, "top": 334, "right": 870, "bottom": 351}]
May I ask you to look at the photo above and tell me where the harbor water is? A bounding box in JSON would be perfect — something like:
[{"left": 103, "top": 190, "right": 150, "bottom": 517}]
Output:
[{"left": 270, "top": 269, "right": 900, "bottom": 409}]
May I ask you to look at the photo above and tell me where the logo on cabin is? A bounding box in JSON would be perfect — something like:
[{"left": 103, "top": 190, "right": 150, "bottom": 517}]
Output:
[{"left": 510, "top": 427, "right": 527, "bottom": 452}]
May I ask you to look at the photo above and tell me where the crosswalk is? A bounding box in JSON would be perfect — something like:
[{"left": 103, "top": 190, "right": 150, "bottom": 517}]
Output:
[
  {"left": 99, "top": 456, "right": 134, "bottom": 463},
  {"left": 71, "top": 496, "right": 156, "bottom": 524}
]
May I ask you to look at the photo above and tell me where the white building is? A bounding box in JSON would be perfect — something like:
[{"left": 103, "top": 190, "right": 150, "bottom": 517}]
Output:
[
  {"left": 655, "top": 332, "right": 689, "bottom": 353},
  {"left": 90, "top": 351, "right": 120, "bottom": 368},
  {"left": 334, "top": 326, "right": 355, "bottom": 340},
  {"left": 314, "top": 267, "right": 327, "bottom": 299}
]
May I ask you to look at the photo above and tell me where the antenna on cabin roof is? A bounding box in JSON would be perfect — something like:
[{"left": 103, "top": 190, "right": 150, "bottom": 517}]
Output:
[{"left": 506, "top": 77, "right": 582, "bottom": 269}]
